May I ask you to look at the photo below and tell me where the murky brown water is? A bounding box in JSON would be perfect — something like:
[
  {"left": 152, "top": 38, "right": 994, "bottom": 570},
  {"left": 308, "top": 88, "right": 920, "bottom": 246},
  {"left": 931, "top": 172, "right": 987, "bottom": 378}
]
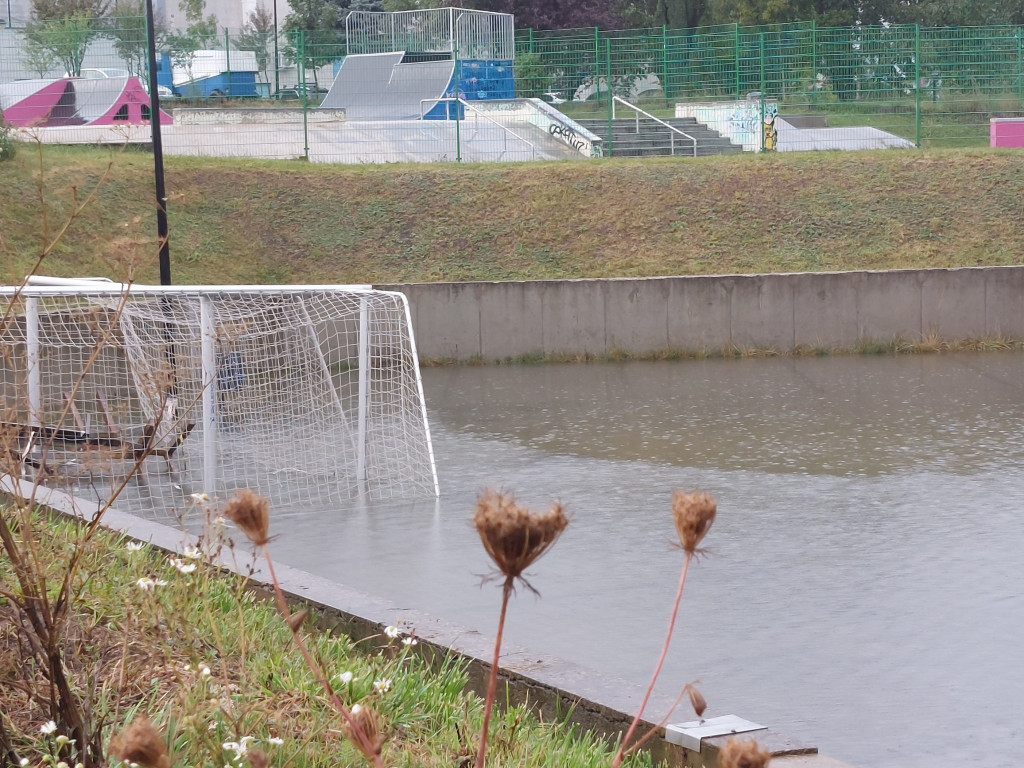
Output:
[{"left": 269, "top": 353, "right": 1024, "bottom": 768}]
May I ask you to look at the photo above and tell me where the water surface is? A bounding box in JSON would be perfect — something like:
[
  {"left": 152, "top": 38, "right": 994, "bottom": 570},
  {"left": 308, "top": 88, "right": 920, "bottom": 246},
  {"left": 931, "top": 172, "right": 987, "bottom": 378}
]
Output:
[{"left": 268, "top": 353, "right": 1024, "bottom": 768}]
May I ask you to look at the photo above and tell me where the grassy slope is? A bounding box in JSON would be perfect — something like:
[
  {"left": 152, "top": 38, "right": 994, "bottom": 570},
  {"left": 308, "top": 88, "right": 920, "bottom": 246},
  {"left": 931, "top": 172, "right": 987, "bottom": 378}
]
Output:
[{"left": 2, "top": 144, "right": 1023, "bottom": 286}]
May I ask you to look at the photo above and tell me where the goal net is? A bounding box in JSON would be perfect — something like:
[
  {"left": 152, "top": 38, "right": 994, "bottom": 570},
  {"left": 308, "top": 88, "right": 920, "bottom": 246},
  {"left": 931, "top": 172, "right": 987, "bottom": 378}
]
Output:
[{"left": 0, "top": 282, "right": 438, "bottom": 521}]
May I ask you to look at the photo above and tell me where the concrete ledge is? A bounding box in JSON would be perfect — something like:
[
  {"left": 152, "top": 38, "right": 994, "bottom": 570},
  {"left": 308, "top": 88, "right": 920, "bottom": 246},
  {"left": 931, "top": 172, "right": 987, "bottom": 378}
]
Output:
[
  {"left": 172, "top": 108, "right": 346, "bottom": 125},
  {"left": 1, "top": 478, "right": 856, "bottom": 767},
  {"left": 377, "top": 266, "right": 1024, "bottom": 362}
]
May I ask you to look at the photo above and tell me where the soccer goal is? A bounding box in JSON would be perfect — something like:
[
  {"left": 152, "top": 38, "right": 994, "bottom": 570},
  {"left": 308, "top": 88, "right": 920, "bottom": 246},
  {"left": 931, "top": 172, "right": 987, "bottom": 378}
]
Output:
[{"left": 0, "top": 279, "right": 438, "bottom": 520}]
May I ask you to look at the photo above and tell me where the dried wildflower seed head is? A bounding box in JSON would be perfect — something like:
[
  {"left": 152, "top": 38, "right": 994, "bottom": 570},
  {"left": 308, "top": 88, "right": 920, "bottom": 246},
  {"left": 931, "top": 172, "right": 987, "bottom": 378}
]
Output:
[
  {"left": 286, "top": 610, "right": 308, "bottom": 632},
  {"left": 346, "top": 704, "right": 384, "bottom": 760},
  {"left": 247, "top": 749, "right": 269, "bottom": 768},
  {"left": 473, "top": 489, "right": 569, "bottom": 584},
  {"left": 717, "top": 738, "right": 772, "bottom": 768},
  {"left": 108, "top": 717, "right": 171, "bottom": 768},
  {"left": 686, "top": 683, "right": 707, "bottom": 718},
  {"left": 224, "top": 489, "right": 270, "bottom": 546},
  {"left": 672, "top": 491, "right": 716, "bottom": 554}
]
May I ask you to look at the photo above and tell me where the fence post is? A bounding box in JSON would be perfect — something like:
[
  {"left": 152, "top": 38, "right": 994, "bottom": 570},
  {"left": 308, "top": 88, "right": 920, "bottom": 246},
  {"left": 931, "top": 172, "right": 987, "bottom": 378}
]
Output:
[
  {"left": 224, "top": 28, "right": 231, "bottom": 97},
  {"left": 606, "top": 38, "right": 613, "bottom": 157},
  {"left": 662, "top": 24, "right": 669, "bottom": 104},
  {"left": 810, "top": 19, "right": 817, "bottom": 108},
  {"left": 734, "top": 23, "right": 741, "bottom": 99},
  {"left": 759, "top": 32, "right": 766, "bottom": 151},
  {"left": 914, "top": 24, "right": 921, "bottom": 148},
  {"left": 1017, "top": 27, "right": 1023, "bottom": 106},
  {"left": 455, "top": 42, "right": 461, "bottom": 162},
  {"left": 298, "top": 30, "right": 309, "bottom": 160}
]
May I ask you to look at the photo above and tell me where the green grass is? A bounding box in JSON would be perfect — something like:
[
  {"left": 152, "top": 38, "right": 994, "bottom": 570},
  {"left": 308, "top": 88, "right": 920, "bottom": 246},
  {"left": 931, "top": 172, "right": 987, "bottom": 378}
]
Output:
[
  {"left": 0, "top": 511, "right": 652, "bottom": 768},
  {"left": 2, "top": 143, "right": 1024, "bottom": 286}
]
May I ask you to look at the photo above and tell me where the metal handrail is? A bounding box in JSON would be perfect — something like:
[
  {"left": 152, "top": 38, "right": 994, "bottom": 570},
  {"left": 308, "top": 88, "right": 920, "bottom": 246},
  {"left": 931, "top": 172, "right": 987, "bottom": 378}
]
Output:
[
  {"left": 611, "top": 95, "right": 698, "bottom": 157},
  {"left": 419, "top": 98, "right": 536, "bottom": 160}
]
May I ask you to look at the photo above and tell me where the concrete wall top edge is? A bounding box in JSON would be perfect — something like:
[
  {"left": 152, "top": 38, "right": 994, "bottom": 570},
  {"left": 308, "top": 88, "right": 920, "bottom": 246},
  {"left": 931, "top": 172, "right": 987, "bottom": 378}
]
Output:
[{"left": 375, "top": 264, "right": 1024, "bottom": 291}]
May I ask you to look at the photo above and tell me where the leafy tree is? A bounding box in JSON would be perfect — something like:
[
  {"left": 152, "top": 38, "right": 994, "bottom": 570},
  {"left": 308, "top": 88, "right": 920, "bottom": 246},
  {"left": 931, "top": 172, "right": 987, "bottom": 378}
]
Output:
[
  {"left": 238, "top": 5, "right": 275, "bottom": 84},
  {"left": 655, "top": 0, "right": 708, "bottom": 29},
  {"left": 22, "top": 37, "right": 59, "bottom": 75},
  {"left": 282, "top": 0, "right": 344, "bottom": 89},
  {"left": 470, "top": 0, "right": 623, "bottom": 29},
  {"left": 165, "top": 0, "right": 218, "bottom": 86},
  {"left": 106, "top": 0, "right": 161, "bottom": 76},
  {"left": 25, "top": 0, "right": 109, "bottom": 76}
]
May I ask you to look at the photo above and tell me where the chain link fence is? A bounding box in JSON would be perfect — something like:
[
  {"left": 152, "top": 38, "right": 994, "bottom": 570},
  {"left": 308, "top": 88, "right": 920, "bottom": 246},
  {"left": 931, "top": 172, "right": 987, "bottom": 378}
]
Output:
[{"left": 2, "top": 16, "right": 1022, "bottom": 161}]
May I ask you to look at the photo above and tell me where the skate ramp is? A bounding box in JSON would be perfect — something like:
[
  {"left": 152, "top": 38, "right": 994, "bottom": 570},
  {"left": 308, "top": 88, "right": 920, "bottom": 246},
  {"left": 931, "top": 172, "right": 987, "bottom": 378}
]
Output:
[
  {"left": 776, "top": 118, "right": 913, "bottom": 151},
  {"left": 321, "top": 52, "right": 455, "bottom": 120},
  {"left": 0, "top": 79, "right": 80, "bottom": 126},
  {"left": 0, "top": 76, "right": 170, "bottom": 127}
]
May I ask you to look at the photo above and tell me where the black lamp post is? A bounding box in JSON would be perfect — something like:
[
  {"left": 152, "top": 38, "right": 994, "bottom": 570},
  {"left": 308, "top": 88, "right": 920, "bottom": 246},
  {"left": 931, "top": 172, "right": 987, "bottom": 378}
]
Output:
[{"left": 144, "top": 0, "right": 171, "bottom": 284}]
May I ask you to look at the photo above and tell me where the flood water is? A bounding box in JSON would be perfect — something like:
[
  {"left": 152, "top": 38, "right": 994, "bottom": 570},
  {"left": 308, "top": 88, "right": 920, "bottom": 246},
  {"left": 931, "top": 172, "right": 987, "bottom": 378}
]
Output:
[{"left": 264, "top": 353, "right": 1024, "bottom": 768}]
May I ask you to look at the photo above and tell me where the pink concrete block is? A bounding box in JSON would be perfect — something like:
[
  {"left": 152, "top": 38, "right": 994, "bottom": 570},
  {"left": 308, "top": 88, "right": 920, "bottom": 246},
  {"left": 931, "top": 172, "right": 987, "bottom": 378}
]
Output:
[{"left": 990, "top": 117, "right": 1024, "bottom": 148}]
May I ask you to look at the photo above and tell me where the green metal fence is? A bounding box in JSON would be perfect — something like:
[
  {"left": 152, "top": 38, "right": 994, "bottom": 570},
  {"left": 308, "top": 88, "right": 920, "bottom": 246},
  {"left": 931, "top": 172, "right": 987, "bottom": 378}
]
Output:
[
  {"left": 2, "top": 17, "right": 1024, "bottom": 161},
  {"left": 516, "top": 21, "right": 1024, "bottom": 148}
]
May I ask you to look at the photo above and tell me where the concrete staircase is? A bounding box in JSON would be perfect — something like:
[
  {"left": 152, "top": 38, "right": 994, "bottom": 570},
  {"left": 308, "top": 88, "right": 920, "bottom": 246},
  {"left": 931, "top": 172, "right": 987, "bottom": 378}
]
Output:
[{"left": 575, "top": 116, "right": 742, "bottom": 158}]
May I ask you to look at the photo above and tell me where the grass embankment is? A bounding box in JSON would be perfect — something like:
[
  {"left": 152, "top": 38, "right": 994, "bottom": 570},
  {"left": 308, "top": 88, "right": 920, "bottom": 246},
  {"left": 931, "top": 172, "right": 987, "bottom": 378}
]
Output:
[
  {"left": 1, "top": 512, "right": 642, "bottom": 768},
  {"left": 2, "top": 145, "right": 1023, "bottom": 286}
]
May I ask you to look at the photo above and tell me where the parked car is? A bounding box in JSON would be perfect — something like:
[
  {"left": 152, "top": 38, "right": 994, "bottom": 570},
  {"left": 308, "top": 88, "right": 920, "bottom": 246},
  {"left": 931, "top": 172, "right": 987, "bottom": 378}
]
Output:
[
  {"left": 72, "top": 67, "right": 176, "bottom": 99},
  {"left": 275, "top": 82, "right": 329, "bottom": 101}
]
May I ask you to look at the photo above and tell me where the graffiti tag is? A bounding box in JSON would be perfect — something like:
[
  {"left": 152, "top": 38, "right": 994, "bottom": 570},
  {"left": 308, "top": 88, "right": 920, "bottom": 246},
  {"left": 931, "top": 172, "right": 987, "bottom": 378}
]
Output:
[{"left": 549, "top": 123, "right": 587, "bottom": 152}]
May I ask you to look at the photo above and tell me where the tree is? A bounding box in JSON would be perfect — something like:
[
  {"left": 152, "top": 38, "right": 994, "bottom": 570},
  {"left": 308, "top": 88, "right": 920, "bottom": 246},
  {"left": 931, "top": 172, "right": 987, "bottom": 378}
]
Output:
[
  {"left": 164, "top": 0, "right": 217, "bottom": 87},
  {"left": 25, "top": 0, "right": 109, "bottom": 76},
  {"left": 656, "top": 0, "right": 708, "bottom": 30},
  {"left": 282, "top": 0, "right": 344, "bottom": 89},
  {"left": 106, "top": 0, "right": 161, "bottom": 76},
  {"left": 238, "top": 5, "right": 274, "bottom": 84},
  {"left": 470, "top": 0, "right": 623, "bottom": 29}
]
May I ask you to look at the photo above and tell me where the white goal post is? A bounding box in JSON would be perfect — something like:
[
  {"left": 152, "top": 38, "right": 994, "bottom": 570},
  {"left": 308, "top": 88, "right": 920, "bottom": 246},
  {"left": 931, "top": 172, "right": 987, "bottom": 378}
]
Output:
[{"left": 1, "top": 280, "right": 438, "bottom": 520}]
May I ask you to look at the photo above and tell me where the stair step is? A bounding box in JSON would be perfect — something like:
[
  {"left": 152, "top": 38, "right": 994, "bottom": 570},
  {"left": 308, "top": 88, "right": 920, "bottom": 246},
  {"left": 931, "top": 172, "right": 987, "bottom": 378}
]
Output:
[{"left": 574, "top": 117, "right": 743, "bottom": 158}]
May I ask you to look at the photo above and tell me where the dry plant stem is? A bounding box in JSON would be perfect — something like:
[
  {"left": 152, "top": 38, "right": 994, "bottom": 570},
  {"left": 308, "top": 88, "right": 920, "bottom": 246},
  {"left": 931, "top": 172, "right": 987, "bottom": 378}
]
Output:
[
  {"left": 258, "top": 543, "right": 385, "bottom": 768},
  {"left": 475, "top": 578, "right": 513, "bottom": 768},
  {"left": 611, "top": 551, "right": 693, "bottom": 768}
]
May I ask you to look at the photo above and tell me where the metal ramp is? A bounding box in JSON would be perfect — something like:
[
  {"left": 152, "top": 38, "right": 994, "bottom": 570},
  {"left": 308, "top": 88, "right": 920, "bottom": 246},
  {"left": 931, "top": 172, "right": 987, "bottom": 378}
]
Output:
[{"left": 320, "top": 52, "right": 455, "bottom": 120}]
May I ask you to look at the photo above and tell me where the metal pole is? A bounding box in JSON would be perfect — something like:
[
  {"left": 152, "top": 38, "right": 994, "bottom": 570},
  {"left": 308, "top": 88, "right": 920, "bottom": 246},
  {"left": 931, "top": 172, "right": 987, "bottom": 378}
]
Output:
[
  {"left": 199, "top": 296, "right": 217, "bottom": 497},
  {"left": 26, "top": 296, "right": 40, "bottom": 427},
  {"left": 144, "top": 0, "right": 170, "bottom": 285},
  {"left": 662, "top": 24, "right": 669, "bottom": 105},
  {"left": 606, "top": 38, "right": 613, "bottom": 156},
  {"left": 356, "top": 296, "right": 369, "bottom": 485},
  {"left": 454, "top": 40, "right": 461, "bottom": 162},
  {"left": 273, "top": 0, "right": 280, "bottom": 95},
  {"left": 914, "top": 24, "right": 921, "bottom": 148},
  {"left": 224, "top": 27, "right": 231, "bottom": 97},
  {"left": 734, "top": 23, "right": 741, "bottom": 99},
  {"left": 299, "top": 30, "right": 309, "bottom": 160},
  {"left": 760, "top": 32, "right": 765, "bottom": 152}
]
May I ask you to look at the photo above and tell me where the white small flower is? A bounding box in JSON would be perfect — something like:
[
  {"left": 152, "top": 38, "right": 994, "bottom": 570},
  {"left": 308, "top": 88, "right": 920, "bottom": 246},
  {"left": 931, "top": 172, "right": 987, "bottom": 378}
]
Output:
[
  {"left": 75, "top": 763, "right": 84, "bottom": 768},
  {"left": 351, "top": 704, "right": 363, "bottom": 714},
  {"left": 373, "top": 678, "right": 392, "bottom": 694},
  {"left": 169, "top": 558, "right": 197, "bottom": 574},
  {"left": 335, "top": 670, "right": 354, "bottom": 685},
  {"left": 57, "top": 762, "right": 69, "bottom": 768},
  {"left": 191, "top": 492, "right": 209, "bottom": 502},
  {"left": 183, "top": 546, "right": 203, "bottom": 559},
  {"left": 136, "top": 577, "right": 167, "bottom": 591},
  {"left": 208, "top": 722, "right": 218, "bottom": 731},
  {"left": 402, "top": 636, "right": 418, "bottom": 646},
  {"left": 184, "top": 664, "right": 192, "bottom": 671},
  {"left": 126, "top": 541, "right": 144, "bottom": 552},
  {"left": 20, "top": 758, "right": 29, "bottom": 766},
  {"left": 267, "top": 737, "right": 283, "bottom": 746},
  {"left": 55, "top": 735, "right": 70, "bottom": 746},
  {"left": 384, "top": 625, "right": 400, "bottom": 639},
  {"left": 201, "top": 665, "right": 212, "bottom": 676},
  {"left": 40, "top": 721, "right": 57, "bottom": 735}
]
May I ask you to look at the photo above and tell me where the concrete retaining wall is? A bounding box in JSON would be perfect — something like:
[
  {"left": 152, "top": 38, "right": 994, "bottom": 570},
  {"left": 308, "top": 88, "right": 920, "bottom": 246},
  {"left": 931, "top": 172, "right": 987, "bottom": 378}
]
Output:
[
  {"left": 172, "top": 107, "right": 346, "bottom": 124},
  {"left": 378, "top": 266, "right": 1024, "bottom": 361}
]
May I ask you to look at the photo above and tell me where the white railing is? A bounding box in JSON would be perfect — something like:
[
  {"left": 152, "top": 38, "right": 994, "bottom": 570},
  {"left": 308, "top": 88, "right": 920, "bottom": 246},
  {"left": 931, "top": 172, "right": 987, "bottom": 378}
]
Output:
[
  {"left": 612, "top": 95, "right": 698, "bottom": 157},
  {"left": 419, "top": 97, "right": 536, "bottom": 160}
]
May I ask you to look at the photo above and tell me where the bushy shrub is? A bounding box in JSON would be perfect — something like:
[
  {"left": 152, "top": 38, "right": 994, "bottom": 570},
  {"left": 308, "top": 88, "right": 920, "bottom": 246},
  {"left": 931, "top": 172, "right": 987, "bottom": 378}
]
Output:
[{"left": 0, "top": 111, "right": 16, "bottom": 162}]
